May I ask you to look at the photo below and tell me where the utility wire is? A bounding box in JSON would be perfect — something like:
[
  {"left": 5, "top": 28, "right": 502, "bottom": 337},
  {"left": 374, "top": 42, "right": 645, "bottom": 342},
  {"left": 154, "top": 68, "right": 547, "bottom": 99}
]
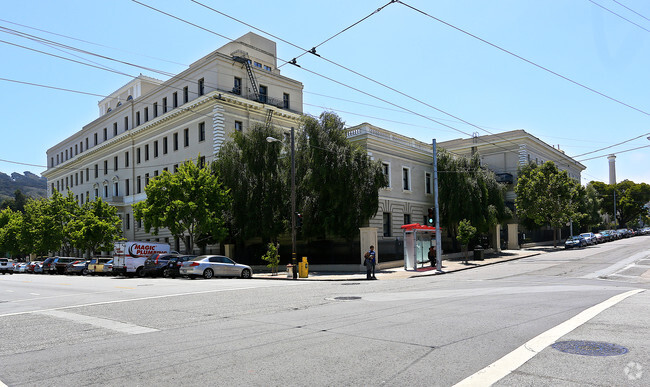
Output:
[
  {"left": 396, "top": 0, "right": 650, "bottom": 118},
  {"left": 578, "top": 144, "right": 650, "bottom": 162},
  {"left": 571, "top": 131, "right": 650, "bottom": 158},
  {"left": 587, "top": 0, "right": 650, "bottom": 33},
  {"left": 612, "top": 0, "right": 650, "bottom": 22}
]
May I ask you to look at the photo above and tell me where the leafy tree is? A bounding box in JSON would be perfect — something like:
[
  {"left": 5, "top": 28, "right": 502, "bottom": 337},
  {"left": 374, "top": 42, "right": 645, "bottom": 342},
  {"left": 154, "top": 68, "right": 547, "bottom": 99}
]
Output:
[
  {"left": 437, "top": 148, "right": 510, "bottom": 246},
  {"left": 576, "top": 183, "right": 602, "bottom": 231},
  {"left": 70, "top": 198, "right": 123, "bottom": 257},
  {"left": 457, "top": 219, "right": 476, "bottom": 264},
  {"left": 20, "top": 191, "right": 79, "bottom": 256},
  {"left": 295, "top": 112, "right": 387, "bottom": 239},
  {"left": 0, "top": 208, "right": 23, "bottom": 257},
  {"left": 515, "top": 162, "right": 583, "bottom": 247},
  {"left": 591, "top": 180, "right": 650, "bottom": 228},
  {"left": 133, "top": 157, "right": 231, "bottom": 254},
  {"left": 261, "top": 242, "right": 280, "bottom": 275},
  {"left": 0, "top": 190, "right": 28, "bottom": 212},
  {"left": 214, "top": 124, "right": 287, "bottom": 244}
]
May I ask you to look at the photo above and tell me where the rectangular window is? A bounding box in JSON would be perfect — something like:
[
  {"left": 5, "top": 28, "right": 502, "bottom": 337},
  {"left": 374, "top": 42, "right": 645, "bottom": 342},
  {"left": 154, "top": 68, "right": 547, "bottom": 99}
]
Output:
[
  {"left": 136, "top": 111, "right": 141, "bottom": 126},
  {"left": 94, "top": 188, "right": 98, "bottom": 199},
  {"left": 153, "top": 102, "right": 158, "bottom": 118},
  {"left": 85, "top": 138, "right": 88, "bottom": 149},
  {"left": 126, "top": 213, "right": 130, "bottom": 230},
  {"left": 94, "top": 133, "right": 98, "bottom": 145},
  {"left": 103, "top": 185, "right": 108, "bottom": 198},
  {"left": 86, "top": 168, "right": 89, "bottom": 181},
  {"left": 173, "top": 133, "right": 178, "bottom": 151},
  {"left": 402, "top": 167, "right": 410, "bottom": 191},
  {"left": 183, "top": 86, "right": 188, "bottom": 103},
  {"left": 233, "top": 77, "right": 241, "bottom": 95},
  {"left": 145, "top": 173, "right": 150, "bottom": 187},
  {"left": 198, "top": 122, "right": 205, "bottom": 142},
  {"left": 198, "top": 78, "right": 205, "bottom": 96},
  {"left": 103, "top": 128, "right": 107, "bottom": 141},
  {"left": 124, "top": 116, "right": 129, "bottom": 131},
  {"left": 125, "top": 151, "right": 129, "bottom": 167},
  {"left": 198, "top": 156, "right": 206, "bottom": 168},
  {"left": 254, "top": 61, "right": 262, "bottom": 68},
  {"left": 283, "top": 93, "right": 290, "bottom": 109},
  {"left": 125, "top": 179, "right": 130, "bottom": 196},
  {"left": 94, "top": 164, "right": 98, "bottom": 178},
  {"left": 144, "top": 107, "right": 149, "bottom": 122},
  {"left": 184, "top": 128, "right": 189, "bottom": 147},
  {"left": 404, "top": 214, "right": 411, "bottom": 225},
  {"left": 136, "top": 148, "right": 141, "bottom": 164},
  {"left": 114, "top": 182, "right": 119, "bottom": 197},
  {"left": 264, "top": 65, "right": 272, "bottom": 71},
  {"left": 114, "top": 156, "right": 118, "bottom": 171},
  {"left": 145, "top": 144, "right": 149, "bottom": 161},
  {"left": 259, "top": 85, "right": 268, "bottom": 103},
  {"left": 154, "top": 140, "right": 158, "bottom": 158},
  {"left": 75, "top": 144, "right": 78, "bottom": 155},
  {"left": 382, "top": 163, "right": 390, "bottom": 188},
  {"left": 425, "top": 172, "right": 432, "bottom": 195},
  {"left": 80, "top": 172, "right": 83, "bottom": 184},
  {"left": 163, "top": 137, "right": 168, "bottom": 154},
  {"left": 154, "top": 170, "right": 159, "bottom": 177},
  {"left": 174, "top": 164, "right": 179, "bottom": 173},
  {"left": 79, "top": 141, "right": 83, "bottom": 152},
  {"left": 235, "top": 121, "right": 243, "bottom": 132},
  {"left": 162, "top": 97, "right": 167, "bottom": 113},
  {"left": 113, "top": 122, "right": 118, "bottom": 136},
  {"left": 104, "top": 160, "right": 108, "bottom": 175},
  {"left": 75, "top": 173, "right": 78, "bottom": 186},
  {"left": 383, "top": 213, "right": 392, "bottom": 237},
  {"left": 86, "top": 191, "right": 89, "bottom": 203},
  {"left": 137, "top": 176, "right": 141, "bottom": 194},
  {"left": 173, "top": 92, "right": 178, "bottom": 108}
]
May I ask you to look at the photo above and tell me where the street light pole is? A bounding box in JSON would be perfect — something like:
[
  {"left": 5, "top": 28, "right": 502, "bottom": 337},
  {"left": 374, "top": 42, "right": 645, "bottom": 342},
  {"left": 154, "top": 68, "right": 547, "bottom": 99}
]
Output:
[{"left": 290, "top": 127, "right": 297, "bottom": 279}]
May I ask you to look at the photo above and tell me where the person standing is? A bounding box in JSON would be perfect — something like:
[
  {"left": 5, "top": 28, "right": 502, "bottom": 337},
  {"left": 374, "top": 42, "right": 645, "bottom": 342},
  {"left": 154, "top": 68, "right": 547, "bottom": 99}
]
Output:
[
  {"left": 364, "top": 245, "right": 376, "bottom": 280},
  {"left": 428, "top": 246, "right": 436, "bottom": 268}
]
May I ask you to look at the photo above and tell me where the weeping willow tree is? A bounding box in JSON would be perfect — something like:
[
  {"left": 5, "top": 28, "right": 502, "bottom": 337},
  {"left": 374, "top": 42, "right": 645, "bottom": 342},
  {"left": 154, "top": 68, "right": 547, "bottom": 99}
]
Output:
[
  {"left": 296, "top": 112, "right": 387, "bottom": 240},
  {"left": 437, "top": 149, "right": 510, "bottom": 248}
]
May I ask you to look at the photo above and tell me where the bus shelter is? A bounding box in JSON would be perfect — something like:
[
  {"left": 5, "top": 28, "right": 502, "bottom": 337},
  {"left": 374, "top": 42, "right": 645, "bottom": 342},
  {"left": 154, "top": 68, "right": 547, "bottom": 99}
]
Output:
[{"left": 401, "top": 223, "right": 439, "bottom": 271}]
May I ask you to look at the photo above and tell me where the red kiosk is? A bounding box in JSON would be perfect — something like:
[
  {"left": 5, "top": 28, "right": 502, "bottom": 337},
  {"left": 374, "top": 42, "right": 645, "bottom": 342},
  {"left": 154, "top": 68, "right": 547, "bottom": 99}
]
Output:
[{"left": 400, "top": 223, "right": 440, "bottom": 270}]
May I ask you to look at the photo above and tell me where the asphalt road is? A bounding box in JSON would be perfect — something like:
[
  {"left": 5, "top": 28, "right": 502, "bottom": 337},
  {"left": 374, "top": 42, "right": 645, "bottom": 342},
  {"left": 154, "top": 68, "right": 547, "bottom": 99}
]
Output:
[{"left": 0, "top": 236, "right": 648, "bottom": 386}]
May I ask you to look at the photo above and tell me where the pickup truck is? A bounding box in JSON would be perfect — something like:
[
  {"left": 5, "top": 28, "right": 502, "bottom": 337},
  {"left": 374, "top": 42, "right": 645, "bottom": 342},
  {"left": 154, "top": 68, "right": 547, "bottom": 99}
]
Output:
[{"left": 0, "top": 258, "right": 14, "bottom": 275}]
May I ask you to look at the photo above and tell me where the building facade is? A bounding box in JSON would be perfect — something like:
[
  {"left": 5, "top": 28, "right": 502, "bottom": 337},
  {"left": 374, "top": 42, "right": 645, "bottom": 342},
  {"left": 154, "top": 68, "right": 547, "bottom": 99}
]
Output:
[{"left": 42, "top": 32, "right": 303, "bottom": 252}]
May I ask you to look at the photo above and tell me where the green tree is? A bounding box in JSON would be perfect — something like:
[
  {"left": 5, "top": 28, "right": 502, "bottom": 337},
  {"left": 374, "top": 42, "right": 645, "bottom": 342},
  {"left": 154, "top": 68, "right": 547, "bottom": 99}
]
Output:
[
  {"left": 133, "top": 158, "right": 231, "bottom": 254},
  {"left": 0, "top": 190, "right": 28, "bottom": 213},
  {"left": 20, "top": 191, "right": 79, "bottom": 256},
  {"left": 0, "top": 208, "right": 23, "bottom": 257},
  {"left": 214, "top": 124, "right": 287, "bottom": 244},
  {"left": 576, "top": 183, "right": 602, "bottom": 231},
  {"left": 296, "top": 112, "right": 387, "bottom": 239},
  {"left": 261, "top": 242, "right": 280, "bottom": 275},
  {"left": 515, "top": 162, "right": 583, "bottom": 247},
  {"left": 457, "top": 219, "right": 476, "bottom": 264},
  {"left": 591, "top": 180, "right": 650, "bottom": 227},
  {"left": 437, "top": 149, "right": 510, "bottom": 246},
  {"left": 70, "top": 198, "right": 123, "bottom": 257}
]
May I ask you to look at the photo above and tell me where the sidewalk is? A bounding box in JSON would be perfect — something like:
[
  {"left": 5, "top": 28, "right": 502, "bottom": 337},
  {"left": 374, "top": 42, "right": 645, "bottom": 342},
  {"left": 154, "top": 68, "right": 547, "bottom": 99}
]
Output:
[{"left": 253, "top": 247, "right": 553, "bottom": 281}]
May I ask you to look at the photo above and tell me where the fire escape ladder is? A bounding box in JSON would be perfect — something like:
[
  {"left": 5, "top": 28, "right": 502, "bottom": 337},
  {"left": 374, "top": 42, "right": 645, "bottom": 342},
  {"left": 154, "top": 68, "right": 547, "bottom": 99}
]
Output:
[
  {"left": 265, "top": 108, "right": 274, "bottom": 128},
  {"left": 232, "top": 52, "right": 261, "bottom": 103}
]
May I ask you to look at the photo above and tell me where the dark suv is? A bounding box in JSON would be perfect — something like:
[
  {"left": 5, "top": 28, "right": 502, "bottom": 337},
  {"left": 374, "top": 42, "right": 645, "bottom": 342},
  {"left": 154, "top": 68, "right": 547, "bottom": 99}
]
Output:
[
  {"left": 143, "top": 254, "right": 195, "bottom": 278},
  {"left": 43, "top": 257, "right": 78, "bottom": 274}
]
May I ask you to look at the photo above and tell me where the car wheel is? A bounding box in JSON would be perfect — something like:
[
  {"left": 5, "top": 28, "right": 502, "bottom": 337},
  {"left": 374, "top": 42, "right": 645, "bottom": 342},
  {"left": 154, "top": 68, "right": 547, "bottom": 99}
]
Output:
[
  {"left": 82, "top": 269, "right": 89, "bottom": 276},
  {"left": 136, "top": 267, "right": 144, "bottom": 277},
  {"left": 163, "top": 268, "right": 171, "bottom": 278},
  {"left": 203, "top": 269, "right": 214, "bottom": 279},
  {"left": 241, "top": 269, "right": 252, "bottom": 279}
]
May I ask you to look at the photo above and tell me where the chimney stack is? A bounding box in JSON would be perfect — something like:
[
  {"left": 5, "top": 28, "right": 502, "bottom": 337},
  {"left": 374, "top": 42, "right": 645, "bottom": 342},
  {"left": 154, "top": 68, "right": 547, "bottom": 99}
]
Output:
[{"left": 608, "top": 155, "right": 616, "bottom": 185}]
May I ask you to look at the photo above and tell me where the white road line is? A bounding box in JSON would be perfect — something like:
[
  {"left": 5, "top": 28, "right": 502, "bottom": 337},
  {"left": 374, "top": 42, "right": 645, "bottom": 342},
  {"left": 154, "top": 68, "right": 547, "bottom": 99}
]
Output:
[
  {"left": 582, "top": 251, "right": 649, "bottom": 279},
  {"left": 453, "top": 289, "right": 644, "bottom": 387},
  {"left": 37, "top": 310, "right": 159, "bottom": 335},
  {"left": 0, "top": 282, "right": 302, "bottom": 318}
]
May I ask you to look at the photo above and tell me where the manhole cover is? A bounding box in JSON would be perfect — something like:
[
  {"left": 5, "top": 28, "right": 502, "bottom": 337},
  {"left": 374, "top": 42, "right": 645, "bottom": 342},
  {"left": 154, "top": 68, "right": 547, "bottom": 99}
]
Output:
[
  {"left": 333, "top": 296, "right": 362, "bottom": 301},
  {"left": 551, "top": 341, "right": 628, "bottom": 356}
]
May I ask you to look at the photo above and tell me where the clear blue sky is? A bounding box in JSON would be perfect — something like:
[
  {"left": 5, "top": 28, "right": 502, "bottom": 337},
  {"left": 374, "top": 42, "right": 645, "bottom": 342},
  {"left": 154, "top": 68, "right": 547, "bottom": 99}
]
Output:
[{"left": 1, "top": 0, "right": 649, "bottom": 185}]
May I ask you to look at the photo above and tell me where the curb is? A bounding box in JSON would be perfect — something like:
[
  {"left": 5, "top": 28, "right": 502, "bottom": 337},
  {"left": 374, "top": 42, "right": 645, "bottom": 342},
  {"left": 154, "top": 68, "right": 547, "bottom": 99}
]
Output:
[{"left": 406, "top": 252, "right": 541, "bottom": 278}]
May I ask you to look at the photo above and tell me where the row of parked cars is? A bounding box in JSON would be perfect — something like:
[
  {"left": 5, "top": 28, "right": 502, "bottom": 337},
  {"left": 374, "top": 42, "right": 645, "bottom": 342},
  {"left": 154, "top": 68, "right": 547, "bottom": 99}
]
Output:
[
  {"left": 0, "top": 254, "right": 254, "bottom": 279},
  {"left": 565, "top": 227, "right": 650, "bottom": 249}
]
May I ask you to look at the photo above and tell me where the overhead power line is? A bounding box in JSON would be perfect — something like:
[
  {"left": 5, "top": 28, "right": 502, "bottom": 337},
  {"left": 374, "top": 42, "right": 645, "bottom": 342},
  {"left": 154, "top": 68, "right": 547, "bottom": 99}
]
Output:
[
  {"left": 587, "top": 0, "right": 650, "bottom": 33},
  {"left": 571, "top": 131, "right": 650, "bottom": 158},
  {"left": 396, "top": 0, "right": 650, "bottom": 118},
  {"left": 612, "top": 0, "right": 650, "bottom": 22},
  {"left": 578, "top": 144, "right": 650, "bottom": 162}
]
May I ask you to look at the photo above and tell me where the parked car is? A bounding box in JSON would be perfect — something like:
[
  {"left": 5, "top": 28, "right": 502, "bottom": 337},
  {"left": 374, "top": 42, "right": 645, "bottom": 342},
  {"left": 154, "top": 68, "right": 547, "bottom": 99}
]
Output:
[
  {"left": 143, "top": 254, "right": 196, "bottom": 278},
  {"left": 0, "top": 258, "right": 14, "bottom": 275},
  {"left": 88, "top": 257, "right": 112, "bottom": 275},
  {"left": 180, "top": 255, "right": 253, "bottom": 279},
  {"left": 65, "top": 260, "right": 90, "bottom": 275},
  {"left": 102, "top": 260, "right": 114, "bottom": 275},
  {"left": 33, "top": 262, "right": 44, "bottom": 274},
  {"left": 26, "top": 261, "right": 43, "bottom": 274},
  {"left": 54, "top": 257, "right": 79, "bottom": 274},
  {"left": 579, "top": 233, "right": 595, "bottom": 245},
  {"left": 565, "top": 235, "right": 586, "bottom": 249},
  {"left": 593, "top": 233, "right": 604, "bottom": 244}
]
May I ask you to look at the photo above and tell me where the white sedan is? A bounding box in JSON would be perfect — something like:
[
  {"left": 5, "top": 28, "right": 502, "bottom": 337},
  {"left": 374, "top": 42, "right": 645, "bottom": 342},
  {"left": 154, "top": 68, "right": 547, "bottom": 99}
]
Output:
[{"left": 179, "top": 255, "right": 253, "bottom": 279}]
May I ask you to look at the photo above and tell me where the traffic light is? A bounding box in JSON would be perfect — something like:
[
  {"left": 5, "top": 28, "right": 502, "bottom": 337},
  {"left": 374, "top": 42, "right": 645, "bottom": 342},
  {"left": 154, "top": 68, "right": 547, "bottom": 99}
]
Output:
[
  {"left": 427, "top": 208, "right": 434, "bottom": 225},
  {"left": 296, "top": 212, "right": 303, "bottom": 229}
]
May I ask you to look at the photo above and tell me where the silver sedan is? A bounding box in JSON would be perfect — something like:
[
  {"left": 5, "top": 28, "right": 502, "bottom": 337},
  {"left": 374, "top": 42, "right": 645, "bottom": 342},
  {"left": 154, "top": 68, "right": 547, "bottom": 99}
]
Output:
[{"left": 179, "top": 255, "right": 253, "bottom": 279}]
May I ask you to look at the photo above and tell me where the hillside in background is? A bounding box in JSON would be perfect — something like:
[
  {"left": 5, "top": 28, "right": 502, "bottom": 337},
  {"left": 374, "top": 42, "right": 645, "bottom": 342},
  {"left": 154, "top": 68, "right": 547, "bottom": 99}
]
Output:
[{"left": 0, "top": 171, "right": 47, "bottom": 202}]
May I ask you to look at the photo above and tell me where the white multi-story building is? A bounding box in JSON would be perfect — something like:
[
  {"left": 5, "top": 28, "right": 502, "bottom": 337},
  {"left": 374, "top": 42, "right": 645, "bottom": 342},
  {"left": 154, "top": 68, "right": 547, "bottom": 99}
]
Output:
[{"left": 42, "top": 32, "right": 303, "bottom": 252}]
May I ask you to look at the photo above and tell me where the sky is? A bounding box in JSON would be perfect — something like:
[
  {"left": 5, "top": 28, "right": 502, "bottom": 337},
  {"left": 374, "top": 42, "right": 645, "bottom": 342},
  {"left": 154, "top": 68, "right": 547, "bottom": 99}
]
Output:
[{"left": 1, "top": 0, "right": 649, "bottom": 185}]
